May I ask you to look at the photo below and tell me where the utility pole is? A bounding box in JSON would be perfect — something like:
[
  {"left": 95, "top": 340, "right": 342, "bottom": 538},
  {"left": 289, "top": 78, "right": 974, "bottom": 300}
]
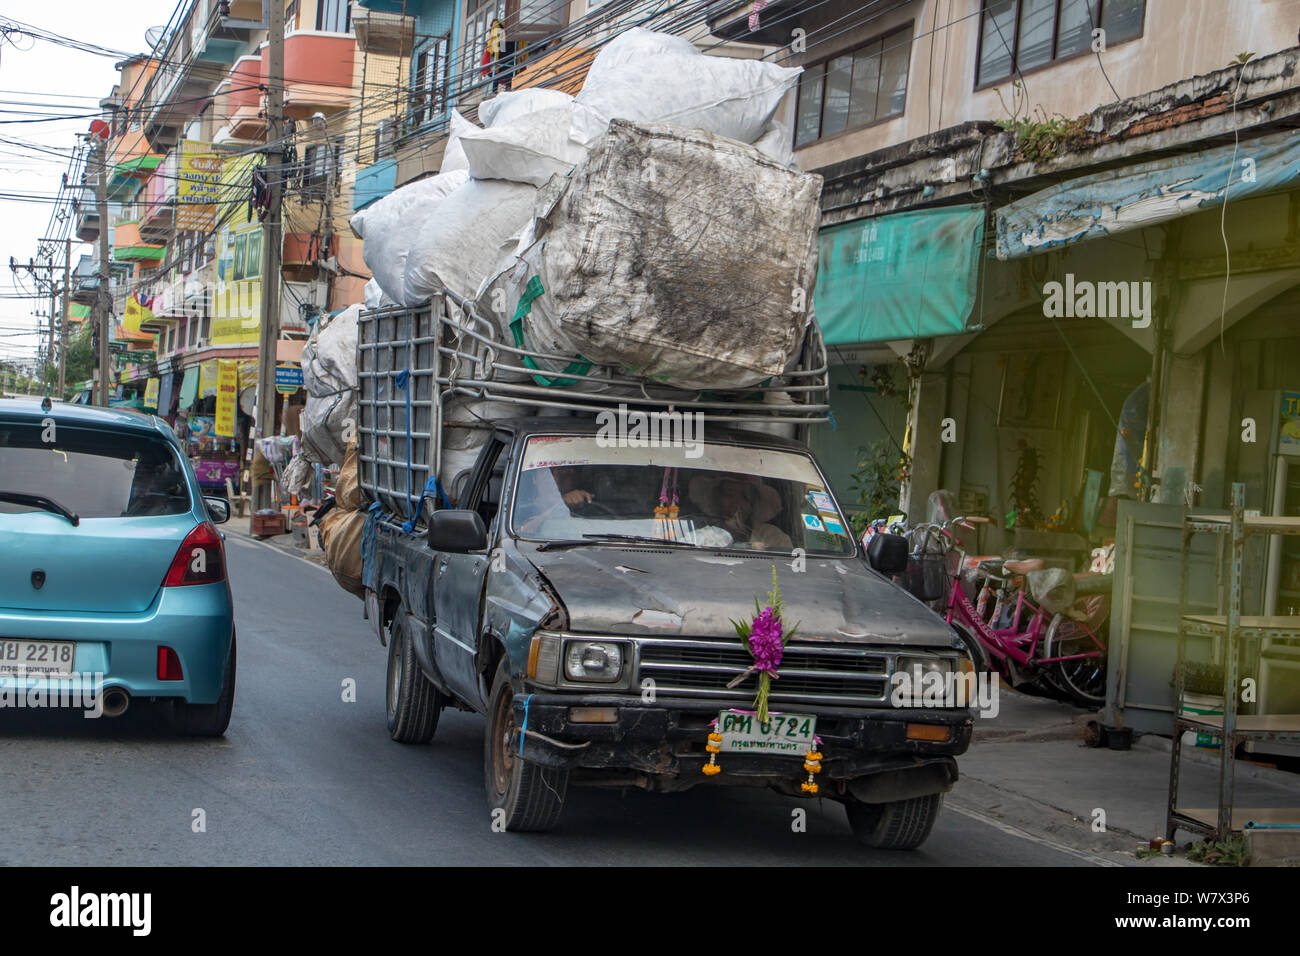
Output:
[
  {"left": 95, "top": 137, "right": 112, "bottom": 407},
  {"left": 47, "top": 284, "right": 56, "bottom": 388},
  {"left": 59, "top": 237, "right": 71, "bottom": 397},
  {"left": 254, "top": 0, "right": 285, "bottom": 510}
]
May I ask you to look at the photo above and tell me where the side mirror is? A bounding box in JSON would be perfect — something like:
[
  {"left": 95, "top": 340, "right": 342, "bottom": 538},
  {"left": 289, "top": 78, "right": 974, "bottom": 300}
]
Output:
[
  {"left": 428, "top": 509, "right": 487, "bottom": 553},
  {"left": 867, "top": 532, "right": 909, "bottom": 574},
  {"left": 204, "top": 496, "right": 231, "bottom": 525}
]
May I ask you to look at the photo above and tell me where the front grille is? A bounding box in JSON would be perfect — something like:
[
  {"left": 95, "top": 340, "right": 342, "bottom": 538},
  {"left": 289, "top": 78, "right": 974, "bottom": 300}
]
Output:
[{"left": 637, "top": 638, "right": 892, "bottom": 707}]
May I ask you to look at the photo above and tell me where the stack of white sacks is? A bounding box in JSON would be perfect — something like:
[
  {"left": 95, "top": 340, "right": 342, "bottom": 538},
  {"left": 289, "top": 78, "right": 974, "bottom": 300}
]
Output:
[{"left": 347, "top": 29, "right": 823, "bottom": 494}]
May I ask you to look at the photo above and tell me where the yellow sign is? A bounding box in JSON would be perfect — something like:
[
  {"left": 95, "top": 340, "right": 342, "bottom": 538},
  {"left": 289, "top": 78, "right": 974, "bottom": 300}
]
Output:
[
  {"left": 144, "top": 377, "right": 160, "bottom": 409},
  {"left": 176, "top": 140, "right": 222, "bottom": 231},
  {"left": 211, "top": 155, "right": 263, "bottom": 345},
  {"left": 215, "top": 360, "right": 239, "bottom": 437},
  {"left": 198, "top": 359, "right": 219, "bottom": 399},
  {"left": 124, "top": 293, "right": 155, "bottom": 333}
]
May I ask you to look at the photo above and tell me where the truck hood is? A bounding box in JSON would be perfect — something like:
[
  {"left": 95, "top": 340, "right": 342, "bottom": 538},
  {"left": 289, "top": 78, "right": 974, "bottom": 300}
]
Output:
[{"left": 520, "top": 545, "right": 954, "bottom": 648}]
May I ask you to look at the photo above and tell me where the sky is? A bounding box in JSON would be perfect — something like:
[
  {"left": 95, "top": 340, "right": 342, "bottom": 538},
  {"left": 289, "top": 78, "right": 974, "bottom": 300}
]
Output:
[{"left": 0, "top": 0, "right": 178, "bottom": 367}]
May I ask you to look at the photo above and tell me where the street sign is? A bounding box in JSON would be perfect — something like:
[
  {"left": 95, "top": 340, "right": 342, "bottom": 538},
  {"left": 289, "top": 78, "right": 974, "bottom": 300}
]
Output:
[{"left": 275, "top": 362, "right": 303, "bottom": 395}]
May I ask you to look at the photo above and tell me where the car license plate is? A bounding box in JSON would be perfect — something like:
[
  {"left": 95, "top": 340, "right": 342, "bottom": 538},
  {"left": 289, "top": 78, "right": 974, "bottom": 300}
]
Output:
[
  {"left": 0, "top": 640, "right": 76, "bottom": 678},
  {"left": 716, "top": 710, "right": 817, "bottom": 755}
]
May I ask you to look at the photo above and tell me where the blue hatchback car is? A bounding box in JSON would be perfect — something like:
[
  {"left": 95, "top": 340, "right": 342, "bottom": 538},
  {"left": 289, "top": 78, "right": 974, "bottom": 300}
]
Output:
[{"left": 0, "top": 399, "right": 235, "bottom": 735}]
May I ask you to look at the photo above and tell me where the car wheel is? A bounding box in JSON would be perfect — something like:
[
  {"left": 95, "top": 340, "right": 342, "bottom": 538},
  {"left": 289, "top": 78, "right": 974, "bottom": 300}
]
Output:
[
  {"left": 174, "top": 632, "right": 236, "bottom": 737},
  {"left": 385, "top": 612, "right": 443, "bottom": 743},
  {"left": 484, "top": 657, "right": 567, "bottom": 832},
  {"left": 845, "top": 793, "right": 943, "bottom": 850}
]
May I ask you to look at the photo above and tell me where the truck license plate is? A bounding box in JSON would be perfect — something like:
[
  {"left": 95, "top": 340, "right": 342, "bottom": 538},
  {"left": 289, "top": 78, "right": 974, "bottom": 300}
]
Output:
[
  {"left": 716, "top": 710, "right": 817, "bottom": 755},
  {"left": 0, "top": 640, "right": 76, "bottom": 678}
]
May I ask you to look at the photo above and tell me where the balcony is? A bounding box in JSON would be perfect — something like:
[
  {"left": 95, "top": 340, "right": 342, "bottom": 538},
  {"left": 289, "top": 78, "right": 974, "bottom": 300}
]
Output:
[
  {"left": 353, "top": 5, "right": 415, "bottom": 55},
  {"left": 705, "top": 0, "right": 821, "bottom": 45},
  {"left": 277, "top": 32, "right": 357, "bottom": 119},
  {"left": 224, "top": 53, "right": 267, "bottom": 141},
  {"left": 112, "top": 222, "right": 166, "bottom": 264},
  {"left": 140, "top": 153, "right": 178, "bottom": 242},
  {"left": 282, "top": 232, "right": 334, "bottom": 282}
]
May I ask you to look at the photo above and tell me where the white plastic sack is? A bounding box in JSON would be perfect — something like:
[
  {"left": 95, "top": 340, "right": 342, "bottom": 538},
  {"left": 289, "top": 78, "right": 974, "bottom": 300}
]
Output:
[
  {"left": 512, "top": 120, "right": 822, "bottom": 390},
  {"left": 478, "top": 87, "right": 573, "bottom": 128},
  {"left": 571, "top": 28, "right": 801, "bottom": 147},
  {"left": 403, "top": 177, "right": 537, "bottom": 303},
  {"left": 460, "top": 106, "right": 589, "bottom": 187},
  {"left": 752, "top": 115, "right": 797, "bottom": 168},
  {"left": 351, "top": 169, "right": 471, "bottom": 305},
  {"left": 363, "top": 277, "right": 388, "bottom": 310},
  {"left": 440, "top": 109, "right": 476, "bottom": 174},
  {"left": 300, "top": 305, "right": 360, "bottom": 465}
]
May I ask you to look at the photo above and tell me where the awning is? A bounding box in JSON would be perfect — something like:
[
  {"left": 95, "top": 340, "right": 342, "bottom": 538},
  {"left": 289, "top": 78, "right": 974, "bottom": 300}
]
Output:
[
  {"left": 814, "top": 204, "right": 986, "bottom": 345},
  {"left": 178, "top": 366, "right": 199, "bottom": 409},
  {"left": 995, "top": 127, "right": 1300, "bottom": 259}
]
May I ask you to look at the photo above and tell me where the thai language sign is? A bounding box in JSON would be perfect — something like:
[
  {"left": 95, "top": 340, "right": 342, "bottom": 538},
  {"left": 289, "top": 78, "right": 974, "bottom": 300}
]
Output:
[{"left": 176, "top": 140, "right": 222, "bottom": 231}]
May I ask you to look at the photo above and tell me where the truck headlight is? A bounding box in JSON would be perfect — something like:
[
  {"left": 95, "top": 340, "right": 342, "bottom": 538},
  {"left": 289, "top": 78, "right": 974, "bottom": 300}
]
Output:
[
  {"left": 895, "top": 656, "right": 954, "bottom": 681},
  {"left": 564, "top": 640, "right": 624, "bottom": 683}
]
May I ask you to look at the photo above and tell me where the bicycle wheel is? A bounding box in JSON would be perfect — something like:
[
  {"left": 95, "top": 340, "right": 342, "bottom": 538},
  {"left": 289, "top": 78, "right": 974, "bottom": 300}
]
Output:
[{"left": 1044, "top": 613, "right": 1107, "bottom": 705}]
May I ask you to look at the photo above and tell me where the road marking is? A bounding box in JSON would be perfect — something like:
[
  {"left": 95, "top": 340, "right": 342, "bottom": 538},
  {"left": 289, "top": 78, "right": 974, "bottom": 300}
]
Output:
[
  {"left": 946, "top": 802, "right": 1122, "bottom": 866},
  {"left": 224, "top": 533, "right": 331, "bottom": 574}
]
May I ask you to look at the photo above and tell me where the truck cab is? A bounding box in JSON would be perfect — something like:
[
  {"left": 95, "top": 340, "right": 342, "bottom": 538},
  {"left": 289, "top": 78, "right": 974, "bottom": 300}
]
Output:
[{"left": 368, "top": 416, "right": 974, "bottom": 849}]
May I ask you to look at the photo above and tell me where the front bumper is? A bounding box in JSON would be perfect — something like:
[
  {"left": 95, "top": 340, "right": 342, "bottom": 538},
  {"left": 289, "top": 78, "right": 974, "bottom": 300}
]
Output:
[
  {"left": 512, "top": 693, "right": 972, "bottom": 785},
  {"left": 0, "top": 582, "right": 234, "bottom": 707}
]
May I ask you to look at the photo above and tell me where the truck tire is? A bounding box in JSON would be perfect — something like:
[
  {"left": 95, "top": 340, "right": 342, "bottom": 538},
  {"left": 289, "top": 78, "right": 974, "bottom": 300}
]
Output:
[
  {"left": 484, "top": 657, "right": 568, "bottom": 832},
  {"left": 845, "top": 793, "right": 943, "bottom": 850},
  {"left": 385, "top": 613, "right": 442, "bottom": 743},
  {"left": 174, "top": 632, "right": 236, "bottom": 737}
]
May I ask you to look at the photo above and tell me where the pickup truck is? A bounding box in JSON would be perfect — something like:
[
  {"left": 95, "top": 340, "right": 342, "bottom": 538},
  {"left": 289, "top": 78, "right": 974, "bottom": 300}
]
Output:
[{"left": 362, "top": 412, "right": 974, "bottom": 849}]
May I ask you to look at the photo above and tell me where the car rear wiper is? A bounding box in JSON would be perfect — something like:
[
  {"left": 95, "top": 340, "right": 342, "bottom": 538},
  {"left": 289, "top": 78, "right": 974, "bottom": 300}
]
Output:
[
  {"left": 0, "top": 491, "right": 80, "bottom": 526},
  {"left": 535, "top": 533, "right": 697, "bottom": 552}
]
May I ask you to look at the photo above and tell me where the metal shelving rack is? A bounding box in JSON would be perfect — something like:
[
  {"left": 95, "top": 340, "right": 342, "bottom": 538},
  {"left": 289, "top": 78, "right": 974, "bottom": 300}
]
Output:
[{"left": 1166, "top": 482, "right": 1300, "bottom": 841}]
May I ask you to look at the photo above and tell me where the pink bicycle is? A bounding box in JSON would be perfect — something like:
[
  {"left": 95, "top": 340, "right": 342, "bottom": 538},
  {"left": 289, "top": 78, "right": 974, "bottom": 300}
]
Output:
[{"left": 908, "top": 518, "right": 1108, "bottom": 706}]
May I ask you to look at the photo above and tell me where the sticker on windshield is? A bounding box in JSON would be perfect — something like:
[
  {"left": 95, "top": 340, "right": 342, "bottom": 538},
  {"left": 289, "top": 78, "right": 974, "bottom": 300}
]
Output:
[
  {"left": 808, "top": 491, "right": 834, "bottom": 511},
  {"left": 823, "top": 518, "right": 846, "bottom": 536},
  {"left": 801, "top": 513, "right": 824, "bottom": 532}
]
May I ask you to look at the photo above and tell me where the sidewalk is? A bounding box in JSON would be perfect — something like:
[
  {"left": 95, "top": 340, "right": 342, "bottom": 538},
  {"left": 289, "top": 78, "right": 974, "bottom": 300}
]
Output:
[
  {"left": 223, "top": 512, "right": 328, "bottom": 566},
  {"left": 952, "top": 684, "right": 1300, "bottom": 865}
]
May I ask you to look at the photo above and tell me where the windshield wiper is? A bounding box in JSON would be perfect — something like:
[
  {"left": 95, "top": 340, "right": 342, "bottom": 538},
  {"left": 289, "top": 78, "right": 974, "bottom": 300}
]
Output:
[
  {"left": 0, "top": 491, "right": 80, "bottom": 526},
  {"left": 535, "top": 533, "right": 698, "bottom": 552}
]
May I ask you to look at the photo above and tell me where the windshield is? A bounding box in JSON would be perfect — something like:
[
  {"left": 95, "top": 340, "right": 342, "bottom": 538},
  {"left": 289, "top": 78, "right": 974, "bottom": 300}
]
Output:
[
  {"left": 0, "top": 421, "right": 192, "bottom": 519},
  {"left": 510, "top": 435, "right": 854, "bottom": 556}
]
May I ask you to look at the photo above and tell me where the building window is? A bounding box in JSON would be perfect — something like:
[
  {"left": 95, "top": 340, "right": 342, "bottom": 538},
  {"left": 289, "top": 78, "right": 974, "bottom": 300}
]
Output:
[
  {"left": 462, "top": 0, "right": 507, "bottom": 93},
  {"left": 977, "top": 0, "right": 1145, "bottom": 86},
  {"left": 316, "top": 0, "right": 350, "bottom": 33},
  {"left": 794, "top": 25, "right": 911, "bottom": 148},
  {"left": 412, "top": 36, "right": 450, "bottom": 127},
  {"left": 300, "top": 142, "right": 339, "bottom": 197}
]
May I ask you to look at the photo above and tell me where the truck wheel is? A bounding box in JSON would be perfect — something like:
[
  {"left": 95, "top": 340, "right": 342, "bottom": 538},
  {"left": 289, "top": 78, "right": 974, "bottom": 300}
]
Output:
[
  {"left": 484, "top": 658, "right": 568, "bottom": 832},
  {"left": 845, "top": 793, "right": 943, "bottom": 850},
  {"left": 174, "top": 632, "right": 236, "bottom": 737},
  {"left": 385, "top": 613, "right": 442, "bottom": 743}
]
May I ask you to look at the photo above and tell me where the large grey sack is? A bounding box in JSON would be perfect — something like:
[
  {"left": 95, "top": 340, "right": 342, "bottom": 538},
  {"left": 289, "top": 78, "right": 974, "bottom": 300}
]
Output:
[{"left": 523, "top": 120, "right": 822, "bottom": 390}]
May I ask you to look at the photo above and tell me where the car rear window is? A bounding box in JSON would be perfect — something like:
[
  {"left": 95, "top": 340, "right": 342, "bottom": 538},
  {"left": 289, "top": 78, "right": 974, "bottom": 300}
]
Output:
[{"left": 0, "top": 421, "right": 192, "bottom": 519}]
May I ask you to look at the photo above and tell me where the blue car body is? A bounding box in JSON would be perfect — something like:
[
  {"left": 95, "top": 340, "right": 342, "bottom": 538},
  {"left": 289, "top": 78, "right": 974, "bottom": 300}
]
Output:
[{"left": 0, "top": 399, "right": 234, "bottom": 711}]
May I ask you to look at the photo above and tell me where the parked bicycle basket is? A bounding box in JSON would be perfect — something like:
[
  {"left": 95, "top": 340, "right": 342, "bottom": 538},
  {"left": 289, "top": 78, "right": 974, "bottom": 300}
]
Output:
[{"left": 901, "top": 551, "right": 948, "bottom": 602}]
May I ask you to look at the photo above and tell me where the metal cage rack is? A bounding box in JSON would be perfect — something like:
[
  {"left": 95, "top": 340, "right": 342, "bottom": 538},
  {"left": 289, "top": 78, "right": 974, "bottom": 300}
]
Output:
[
  {"left": 357, "top": 290, "right": 831, "bottom": 522},
  {"left": 1166, "top": 482, "right": 1300, "bottom": 842}
]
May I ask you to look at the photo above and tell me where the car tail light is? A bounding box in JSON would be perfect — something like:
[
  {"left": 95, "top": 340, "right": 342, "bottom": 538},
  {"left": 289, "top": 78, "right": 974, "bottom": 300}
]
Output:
[
  {"left": 157, "top": 646, "right": 184, "bottom": 681},
  {"left": 163, "top": 521, "right": 226, "bottom": 587}
]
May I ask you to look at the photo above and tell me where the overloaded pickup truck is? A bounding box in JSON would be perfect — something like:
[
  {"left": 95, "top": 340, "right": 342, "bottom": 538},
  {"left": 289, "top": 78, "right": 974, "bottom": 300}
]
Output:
[{"left": 356, "top": 300, "right": 974, "bottom": 849}]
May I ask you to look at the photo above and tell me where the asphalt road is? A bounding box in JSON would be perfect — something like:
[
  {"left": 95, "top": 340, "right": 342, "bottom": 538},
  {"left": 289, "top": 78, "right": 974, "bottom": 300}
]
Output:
[{"left": 0, "top": 534, "right": 1104, "bottom": 866}]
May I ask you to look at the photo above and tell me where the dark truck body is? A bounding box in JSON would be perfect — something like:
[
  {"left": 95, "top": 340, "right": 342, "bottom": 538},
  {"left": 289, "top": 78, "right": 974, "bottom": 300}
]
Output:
[
  {"left": 356, "top": 297, "right": 972, "bottom": 848},
  {"left": 364, "top": 417, "right": 973, "bottom": 847}
]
